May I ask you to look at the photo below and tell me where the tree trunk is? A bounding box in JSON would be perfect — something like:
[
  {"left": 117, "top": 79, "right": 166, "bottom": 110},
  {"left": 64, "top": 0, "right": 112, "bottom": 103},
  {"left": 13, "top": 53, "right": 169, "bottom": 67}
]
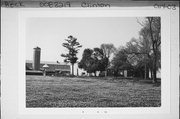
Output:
[
  {"left": 144, "top": 64, "right": 146, "bottom": 80},
  {"left": 150, "top": 68, "right": 152, "bottom": 79},
  {"left": 105, "top": 69, "right": 107, "bottom": 77},
  {"left": 145, "top": 66, "right": 149, "bottom": 79},
  {"left": 141, "top": 70, "right": 144, "bottom": 79},
  {"left": 148, "top": 17, "right": 158, "bottom": 83},
  {"left": 152, "top": 69, "right": 157, "bottom": 83},
  {"left": 72, "top": 63, "right": 74, "bottom": 76},
  {"left": 105, "top": 58, "right": 109, "bottom": 77},
  {"left": 152, "top": 57, "right": 157, "bottom": 83}
]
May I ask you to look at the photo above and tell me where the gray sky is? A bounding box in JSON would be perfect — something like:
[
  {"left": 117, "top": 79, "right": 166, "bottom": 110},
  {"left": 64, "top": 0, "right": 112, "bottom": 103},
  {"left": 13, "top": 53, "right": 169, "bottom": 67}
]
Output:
[{"left": 26, "top": 17, "right": 143, "bottom": 63}]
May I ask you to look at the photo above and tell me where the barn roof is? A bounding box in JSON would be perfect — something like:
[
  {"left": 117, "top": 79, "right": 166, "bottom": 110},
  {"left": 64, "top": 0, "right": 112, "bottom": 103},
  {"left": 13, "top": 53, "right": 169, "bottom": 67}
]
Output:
[
  {"left": 26, "top": 60, "right": 70, "bottom": 71},
  {"left": 26, "top": 60, "right": 68, "bottom": 65}
]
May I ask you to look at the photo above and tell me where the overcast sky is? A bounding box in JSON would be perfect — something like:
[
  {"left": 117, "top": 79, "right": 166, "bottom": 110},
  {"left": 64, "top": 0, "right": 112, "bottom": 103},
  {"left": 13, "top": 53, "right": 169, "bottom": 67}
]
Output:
[
  {"left": 26, "top": 17, "right": 143, "bottom": 61},
  {"left": 26, "top": 17, "right": 143, "bottom": 74}
]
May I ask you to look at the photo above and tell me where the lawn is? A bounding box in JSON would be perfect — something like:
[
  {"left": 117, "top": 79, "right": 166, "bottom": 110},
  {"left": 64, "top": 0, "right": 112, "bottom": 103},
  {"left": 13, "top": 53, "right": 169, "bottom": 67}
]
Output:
[{"left": 26, "top": 76, "right": 161, "bottom": 107}]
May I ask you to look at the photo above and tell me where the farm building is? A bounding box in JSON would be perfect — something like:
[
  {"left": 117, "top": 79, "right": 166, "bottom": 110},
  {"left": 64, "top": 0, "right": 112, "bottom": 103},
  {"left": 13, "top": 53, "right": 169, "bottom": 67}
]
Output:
[
  {"left": 26, "top": 47, "right": 70, "bottom": 76},
  {"left": 26, "top": 60, "right": 70, "bottom": 76}
]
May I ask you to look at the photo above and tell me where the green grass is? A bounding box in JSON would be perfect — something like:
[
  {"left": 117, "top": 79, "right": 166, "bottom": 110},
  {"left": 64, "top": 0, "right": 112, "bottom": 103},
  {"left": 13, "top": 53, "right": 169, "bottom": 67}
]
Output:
[{"left": 26, "top": 76, "right": 161, "bottom": 107}]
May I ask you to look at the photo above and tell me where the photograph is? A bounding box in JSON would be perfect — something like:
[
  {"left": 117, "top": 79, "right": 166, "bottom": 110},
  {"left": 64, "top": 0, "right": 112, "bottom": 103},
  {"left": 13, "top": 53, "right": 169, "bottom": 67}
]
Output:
[{"left": 25, "top": 17, "right": 161, "bottom": 108}]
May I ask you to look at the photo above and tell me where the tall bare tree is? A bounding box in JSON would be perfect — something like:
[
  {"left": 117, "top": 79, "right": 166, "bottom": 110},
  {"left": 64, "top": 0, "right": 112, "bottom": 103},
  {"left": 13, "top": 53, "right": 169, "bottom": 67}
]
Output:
[
  {"left": 100, "top": 43, "right": 116, "bottom": 77},
  {"left": 136, "top": 17, "right": 161, "bottom": 82},
  {"left": 125, "top": 38, "right": 149, "bottom": 78},
  {"left": 146, "top": 17, "right": 161, "bottom": 83}
]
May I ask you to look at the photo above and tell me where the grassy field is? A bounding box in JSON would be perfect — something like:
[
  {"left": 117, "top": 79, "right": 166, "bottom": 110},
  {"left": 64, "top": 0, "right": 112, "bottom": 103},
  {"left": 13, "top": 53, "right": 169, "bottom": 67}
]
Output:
[{"left": 26, "top": 76, "right": 161, "bottom": 107}]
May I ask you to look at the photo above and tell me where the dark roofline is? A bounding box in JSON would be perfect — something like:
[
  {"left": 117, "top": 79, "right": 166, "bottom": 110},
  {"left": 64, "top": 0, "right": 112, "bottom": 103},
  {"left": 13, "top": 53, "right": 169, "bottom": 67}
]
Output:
[{"left": 26, "top": 60, "right": 69, "bottom": 66}]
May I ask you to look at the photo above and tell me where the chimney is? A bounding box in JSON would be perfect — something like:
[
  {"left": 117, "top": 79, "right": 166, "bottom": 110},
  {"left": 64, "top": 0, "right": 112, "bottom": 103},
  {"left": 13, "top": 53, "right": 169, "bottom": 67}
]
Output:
[{"left": 33, "top": 47, "right": 41, "bottom": 70}]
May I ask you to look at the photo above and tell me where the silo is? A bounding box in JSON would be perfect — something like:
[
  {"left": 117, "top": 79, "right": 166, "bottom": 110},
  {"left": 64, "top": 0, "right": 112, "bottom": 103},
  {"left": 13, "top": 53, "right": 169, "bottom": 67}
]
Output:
[{"left": 33, "top": 47, "right": 41, "bottom": 70}]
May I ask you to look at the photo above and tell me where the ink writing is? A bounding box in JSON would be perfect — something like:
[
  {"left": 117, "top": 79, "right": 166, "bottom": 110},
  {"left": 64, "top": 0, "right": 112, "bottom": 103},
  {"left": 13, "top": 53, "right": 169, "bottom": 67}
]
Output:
[
  {"left": 154, "top": 3, "right": 176, "bottom": 10},
  {"left": 1, "top": 1, "right": 25, "bottom": 7},
  {"left": 81, "top": 2, "right": 110, "bottom": 8},
  {"left": 39, "top": 1, "right": 71, "bottom": 8}
]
